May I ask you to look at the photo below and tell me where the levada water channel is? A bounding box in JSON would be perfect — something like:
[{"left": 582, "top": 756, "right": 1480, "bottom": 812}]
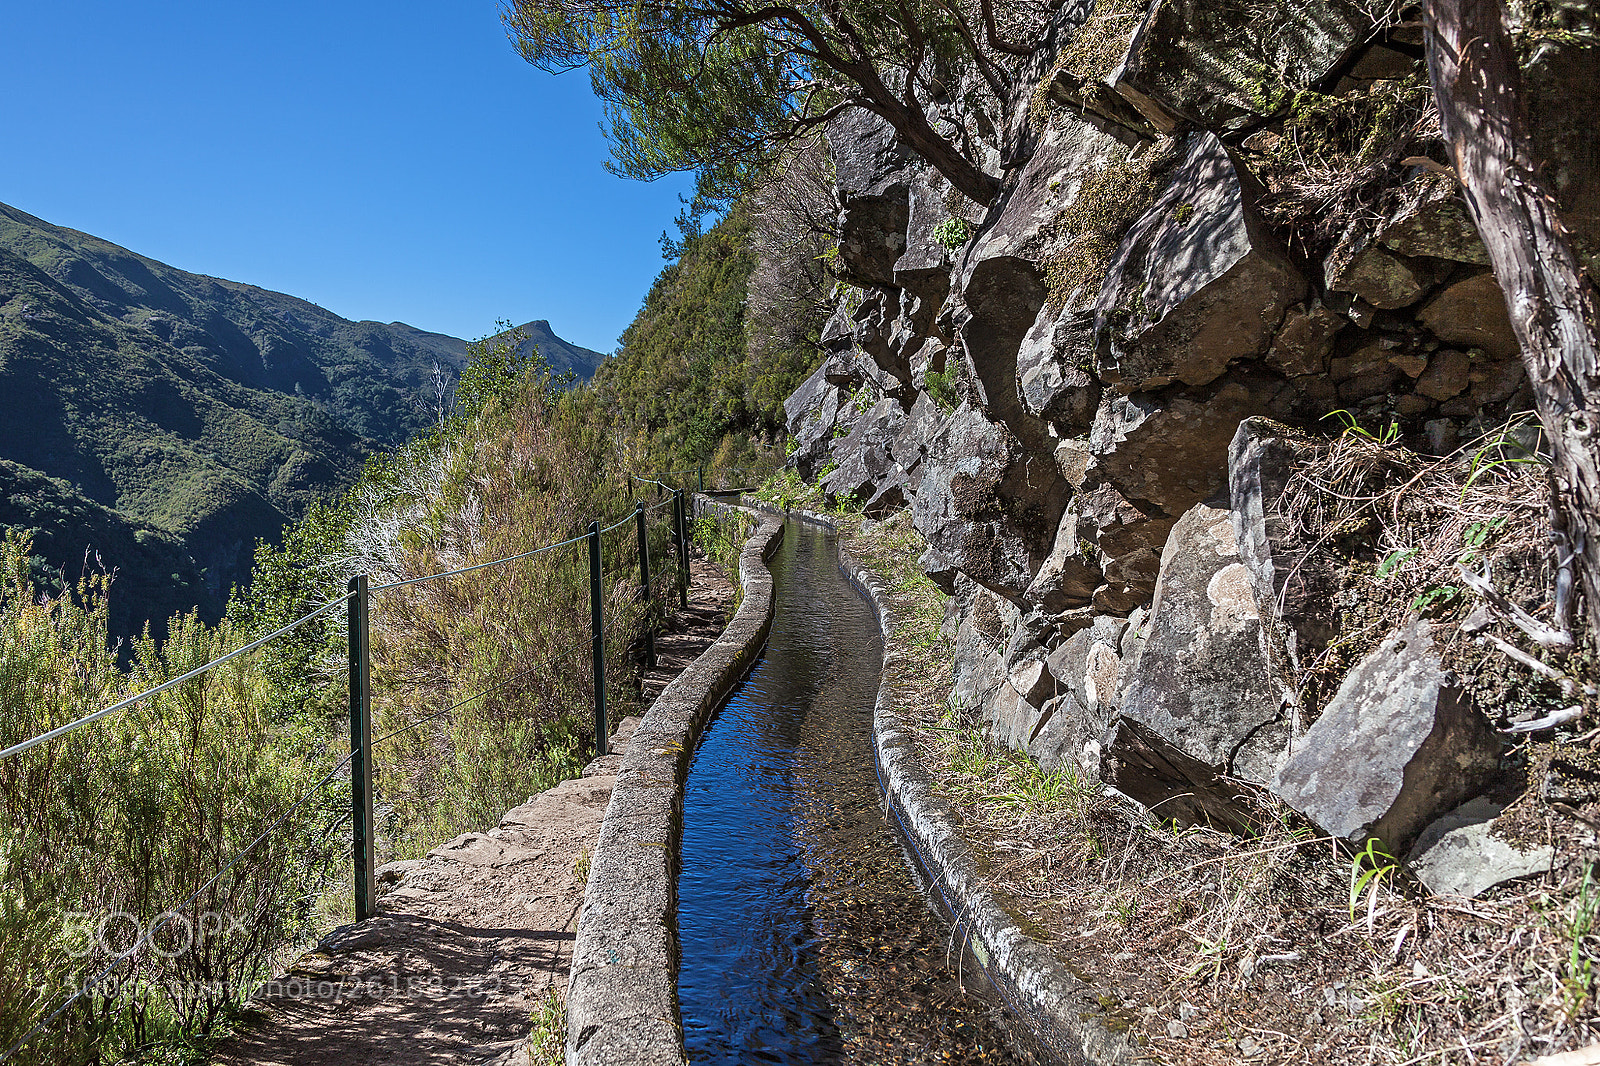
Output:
[{"left": 677, "top": 519, "right": 1036, "bottom": 1065}]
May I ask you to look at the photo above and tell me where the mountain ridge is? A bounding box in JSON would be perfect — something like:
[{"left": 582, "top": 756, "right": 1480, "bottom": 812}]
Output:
[{"left": 0, "top": 199, "right": 605, "bottom": 637}]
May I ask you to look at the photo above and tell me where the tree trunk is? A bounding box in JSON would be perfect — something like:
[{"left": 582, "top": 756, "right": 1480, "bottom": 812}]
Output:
[{"left": 1423, "top": 0, "right": 1600, "bottom": 645}]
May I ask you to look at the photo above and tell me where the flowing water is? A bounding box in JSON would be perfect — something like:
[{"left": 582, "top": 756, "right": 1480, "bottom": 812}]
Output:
[{"left": 676, "top": 520, "right": 1028, "bottom": 1065}]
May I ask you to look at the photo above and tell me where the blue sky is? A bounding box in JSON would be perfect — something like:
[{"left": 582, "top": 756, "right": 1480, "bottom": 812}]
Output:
[{"left": 0, "top": 1, "right": 696, "bottom": 354}]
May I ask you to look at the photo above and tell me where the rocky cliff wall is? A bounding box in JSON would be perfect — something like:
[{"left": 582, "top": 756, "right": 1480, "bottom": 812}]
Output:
[{"left": 783, "top": 0, "right": 1595, "bottom": 872}]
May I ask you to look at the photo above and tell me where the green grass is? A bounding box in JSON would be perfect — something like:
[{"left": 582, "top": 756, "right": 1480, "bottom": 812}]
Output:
[{"left": 525, "top": 988, "right": 566, "bottom": 1066}]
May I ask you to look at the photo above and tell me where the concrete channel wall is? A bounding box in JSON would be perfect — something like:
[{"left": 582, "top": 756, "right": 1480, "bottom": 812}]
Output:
[
  {"left": 737, "top": 497, "right": 1139, "bottom": 1066},
  {"left": 564, "top": 506, "right": 784, "bottom": 1066},
  {"left": 570, "top": 494, "right": 1135, "bottom": 1065}
]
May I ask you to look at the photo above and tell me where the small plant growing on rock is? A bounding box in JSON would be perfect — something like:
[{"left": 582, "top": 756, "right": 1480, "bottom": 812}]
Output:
[
  {"left": 932, "top": 216, "right": 973, "bottom": 251},
  {"left": 923, "top": 370, "right": 957, "bottom": 413},
  {"left": 525, "top": 988, "right": 566, "bottom": 1066},
  {"left": 1322, "top": 407, "right": 1403, "bottom": 446}
]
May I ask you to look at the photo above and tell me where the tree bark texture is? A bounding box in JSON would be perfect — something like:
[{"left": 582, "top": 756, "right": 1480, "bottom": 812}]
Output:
[{"left": 1423, "top": 0, "right": 1600, "bottom": 645}]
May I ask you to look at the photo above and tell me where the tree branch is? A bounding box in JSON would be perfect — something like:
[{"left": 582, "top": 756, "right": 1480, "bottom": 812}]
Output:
[
  {"left": 977, "top": 0, "right": 1032, "bottom": 55},
  {"left": 1424, "top": 0, "right": 1600, "bottom": 650}
]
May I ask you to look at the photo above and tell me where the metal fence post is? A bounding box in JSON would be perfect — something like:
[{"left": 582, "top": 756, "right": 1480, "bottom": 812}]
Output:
[
  {"left": 675, "top": 490, "right": 689, "bottom": 608},
  {"left": 635, "top": 501, "right": 655, "bottom": 669},
  {"left": 697, "top": 466, "right": 704, "bottom": 492},
  {"left": 347, "top": 575, "right": 376, "bottom": 922},
  {"left": 588, "top": 520, "right": 608, "bottom": 757}
]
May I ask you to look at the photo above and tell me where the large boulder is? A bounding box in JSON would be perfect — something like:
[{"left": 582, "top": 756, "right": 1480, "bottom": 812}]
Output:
[
  {"left": 887, "top": 391, "right": 945, "bottom": 497},
  {"left": 783, "top": 364, "right": 847, "bottom": 479},
  {"left": 847, "top": 288, "right": 916, "bottom": 396},
  {"left": 952, "top": 581, "right": 1015, "bottom": 711},
  {"left": 1016, "top": 303, "right": 1100, "bottom": 434},
  {"left": 955, "top": 254, "right": 1051, "bottom": 454},
  {"left": 1377, "top": 174, "right": 1490, "bottom": 266},
  {"left": 1095, "top": 133, "right": 1305, "bottom": 393},
  {"left": 822, "top": 396, "right": 912, "bottom": 517},
  {"left": 1099, "top": 716, "right": 1264, "bottom": 833},
  {"left": 956, "top": 112, "right": 1133, "bottom": 453},
  {"left": 964, "top": 111, "right": 1136, "bottom": 287},
  {"left": 1116, "top": 501, "right": 1289, "bottom": 786},
  {"left": 1087, "top": 372, "right": 1297, "bottom": 518},
  {"left": 1107, "top": 0, "right": 1374, "bottom": 130},
  {"left": 1073, "top": 481, "right": 1175, "bottom": 610},
  {"left": 1272, "top": 617, "right": 1501, "bottom": 854},
  {"left": 1417, "top": 271, "right": 1521, "bottom": 362},
  {"left": 912, "top": 404, "right": 1071, "bottom": 598},
  {"left": 1028, "top": 691, "right": 1101, "bottom": 775},
  {"left": 829, "top": 110, "right": 914, "bottom": 286},
  {"left": 1323, "top": 227, "right": 1443, "bottom": 310},
  {"left": 1228, "top": 418, "right": 1343, "bottom": 654},
  {"left": 1023, "top": 508, "right": 1104, "bottom": 614},
  {"left": 895, "top": 166, "right": 963, "bottom": 302},
  {"left": 984, "top": 615, "right": 1129, "bottom": 772},
  {"left": 1046, "top": 616, "right": 1129, "bottom": 728}
]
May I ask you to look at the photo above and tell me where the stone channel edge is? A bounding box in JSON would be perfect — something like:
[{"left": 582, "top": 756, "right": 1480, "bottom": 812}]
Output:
[
  {"left": 564, "top": 506, "right": 784, "bottom": 1066},
  {"left": 568, "top": 495, "right": 1139, "bottom": 1065},
  {"left": 740, "top": 497, "right": 1141, "bottom": 1066}
]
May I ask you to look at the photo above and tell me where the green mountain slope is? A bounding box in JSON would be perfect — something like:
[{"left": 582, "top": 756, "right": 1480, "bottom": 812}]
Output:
[
  {"left": 597, "top": 208, "right": 818, "bottom": 472},
  {"left": 0, "top": 460, "right": 213, "bottom": 640},
  {"left": 0, "top": 201, "right": 600, "bottom": 638},
  {"left": 0, "top": 201, "right": 468, "bottom": 449}
]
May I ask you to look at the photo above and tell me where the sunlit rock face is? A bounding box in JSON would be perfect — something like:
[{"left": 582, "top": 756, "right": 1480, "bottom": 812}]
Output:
[{"left": 781, "top": 0, "right": 1590, "bottom": 836}]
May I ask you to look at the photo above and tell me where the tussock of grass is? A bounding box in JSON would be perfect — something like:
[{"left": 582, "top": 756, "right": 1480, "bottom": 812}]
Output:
[
  {"left": 1254, "top": 74, "right": 1441, "bottom": 260},
  {"left": 1271, "top": 412, "right": 1592, "bottom": 728}
]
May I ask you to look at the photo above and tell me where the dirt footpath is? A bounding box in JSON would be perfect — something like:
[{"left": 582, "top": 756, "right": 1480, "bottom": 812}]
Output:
[{"left": 213, "top": 559, "right": 734, "bottom": 1066}]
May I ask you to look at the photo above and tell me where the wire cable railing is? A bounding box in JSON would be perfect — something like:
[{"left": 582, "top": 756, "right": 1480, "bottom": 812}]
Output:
[
  {"left": 370, "top": 531, "right": 591, "bottom": 593},
  {"left": 0, "top": 591, "right": 356, "bottom": 762},
  {"left": 0, "top": 479, "right": 711, "bottom": 1065},
  {"left": 634, "top": 463, "right": 769, "bottom": 496},
  {"left": 2, "top": 509, "right": 664, "bottom": 763}
]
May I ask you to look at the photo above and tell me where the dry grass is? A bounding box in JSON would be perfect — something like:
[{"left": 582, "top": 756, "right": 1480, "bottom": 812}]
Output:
[
  {"left": 1254, "top": 75, "right": 1441, "bottom": 261},
  {"left": 1269, "top": 413, "right": 1592, "bottom": 729},
  {"left": 354, "top": 387, "right": 656, "bottom": 861},
  {"left": 838, "top": 465, "right": 1600, "bottom": 1065}
]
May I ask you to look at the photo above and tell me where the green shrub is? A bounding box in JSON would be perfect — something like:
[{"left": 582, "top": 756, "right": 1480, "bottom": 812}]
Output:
[
  {"left": 0, "top": 532, "right": 339, "bottom": 1062},
  {"left": 923, "top": 370, "right": 958, "bottom": 413}
]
